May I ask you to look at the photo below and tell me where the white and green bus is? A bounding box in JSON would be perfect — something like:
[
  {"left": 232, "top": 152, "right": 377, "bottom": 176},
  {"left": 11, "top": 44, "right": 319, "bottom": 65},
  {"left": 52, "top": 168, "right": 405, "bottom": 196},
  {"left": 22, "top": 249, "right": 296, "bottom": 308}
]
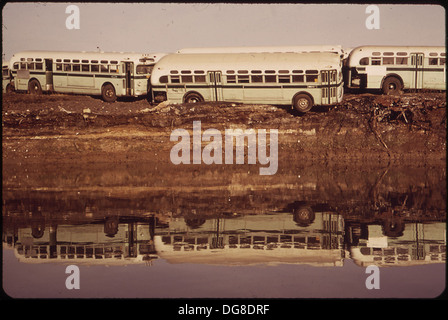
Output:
[
  {"left": 346, "top": 46, "right": 446, "bottom": 94},
  {"left": 150, "top": 52, "right": 344, "bottom": 113},
  {"left": 9, "top": 51, "right": 167, "bottom": 102},
  {"left": 2, "top": 62, "right": 15, "bottom": 93}
]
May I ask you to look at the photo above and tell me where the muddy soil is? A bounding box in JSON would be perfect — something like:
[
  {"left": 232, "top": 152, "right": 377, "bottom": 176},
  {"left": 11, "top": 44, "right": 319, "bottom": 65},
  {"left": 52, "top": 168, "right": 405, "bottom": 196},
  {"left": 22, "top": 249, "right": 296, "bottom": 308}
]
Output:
[{"left": 2, "top": 91, "right": 446, "bottom": 166}]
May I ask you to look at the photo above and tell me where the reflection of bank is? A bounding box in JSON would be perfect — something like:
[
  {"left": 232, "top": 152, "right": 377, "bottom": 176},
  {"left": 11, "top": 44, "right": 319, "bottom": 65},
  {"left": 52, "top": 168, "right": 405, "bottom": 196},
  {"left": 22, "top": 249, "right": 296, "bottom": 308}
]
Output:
[
  {"left": 3, "top": 216, "right": 159, "bottom": 266},
  {"left": 154, "top": 211, "right": 345, "bottom": 266},
  {"left": 349, "top": 222, "right": 446, "bottom": 267}
]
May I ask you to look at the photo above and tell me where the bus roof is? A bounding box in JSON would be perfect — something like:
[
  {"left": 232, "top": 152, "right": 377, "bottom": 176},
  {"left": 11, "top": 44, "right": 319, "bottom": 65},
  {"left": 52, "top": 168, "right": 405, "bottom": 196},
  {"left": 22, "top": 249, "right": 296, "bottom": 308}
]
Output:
[
  {"left": 177, "top": 45, "right": 344, "bottom": 54},
  {"left": 9, "top": 51, "right": 168, "bottom": 64},
  {"left": 153, "top": 52, "right": 342, "bottom": 75},
  {"left": 348, "top": 45, "right": 446, "bottom": 62}
]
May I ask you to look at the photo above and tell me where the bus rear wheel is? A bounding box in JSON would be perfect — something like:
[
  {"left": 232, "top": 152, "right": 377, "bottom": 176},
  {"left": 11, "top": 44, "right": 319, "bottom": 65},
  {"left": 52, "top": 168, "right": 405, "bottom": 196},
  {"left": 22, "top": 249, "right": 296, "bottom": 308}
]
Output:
[
  {"left": 28, "top": 79, "right": 42, "bottom": 95},
  {"left": 102, "top": 83, "right": 117, "bottom": 102},
  {"left": 382, "top": 77, "right": 402, "bottom": 95},
  {"left": 184, "top": 92, "right": 203, "bottom": 104},
  {"left": 293, "top": 93, "right": 313, "bottom": 113}
]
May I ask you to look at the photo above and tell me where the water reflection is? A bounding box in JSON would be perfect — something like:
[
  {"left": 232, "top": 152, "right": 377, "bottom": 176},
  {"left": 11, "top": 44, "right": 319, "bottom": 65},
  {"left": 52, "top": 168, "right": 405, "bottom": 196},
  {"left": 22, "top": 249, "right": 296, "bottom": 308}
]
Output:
[
  {"left": 2, "top": 162, "right": 446, "bottom": 298},
  {"left": 3, "top": 191, "right": 445, "bottom": 268}
]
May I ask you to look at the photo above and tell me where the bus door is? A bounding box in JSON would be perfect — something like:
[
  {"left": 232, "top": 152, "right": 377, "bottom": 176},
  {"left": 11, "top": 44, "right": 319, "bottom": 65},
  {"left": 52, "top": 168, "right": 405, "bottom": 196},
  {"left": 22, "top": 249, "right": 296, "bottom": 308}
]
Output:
[
  {"left": 321, "top": 69, "right": 338, "bottom": 104},
  {"left": 207, "top": 71, "right": 223, "bottom": 101},
  {"left": 45, "top": 59, "right": 53, "bottom": 91},
  {"left": 410, "top": 53, "right": 424, "bottom": 90},
  {"left": 124, "top": 62, "right": 134, "bottom": 96}
]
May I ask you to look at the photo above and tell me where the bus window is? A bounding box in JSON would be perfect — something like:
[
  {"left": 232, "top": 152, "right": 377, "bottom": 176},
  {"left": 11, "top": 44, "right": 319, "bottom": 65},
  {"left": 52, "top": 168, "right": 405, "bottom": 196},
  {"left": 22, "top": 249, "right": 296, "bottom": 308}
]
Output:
[
  {"left": 56, "top": 63, "right": 63, "bottom": 71},
  {"left": 136, "top": 65, "right": 153, "bottom": 74},
  {"left": 194, "top": 75, "right": 206, "bottom": 83},
  {"left": 278, "top": 75, "right": 291, "bottom": 83},
  {"left": 237, "top": 75, "right": 250, "bottom": 83},
  {"left": 36, "top": 62, "right": 43, "bottom": 70},
  {"left": 171, "top": 75, "right": 180, "bottom": 83},
  {"left": 82, "top": 64, "right": 89, "bottom": 72},
  {"left": 251, "top": 75, "right": 263, "bottom": 83},
  {"left": 91, "top": 64, "right": 99, "bottom": 72},
  {"left": 64, "top": 64, "right": 71, "bottom": 72},
  {"left": 28, "top": 63, "right": 35, "bottom": 70},
  {"left": 306, "top": 70, "right": 318, "bottom": 82},
  {"left": 100, "top": 64, "right": 109, "bottom": 73},
  {"left": 292, "top": 75, "right": 304, "bottom": 82},
  {"left": 181, "top": 75, "right": 193, "bottom": 83},
  {"left": 226, "top": 75, "right": 236, "bottom": 83},
  {"left": 429, "top": 58, "right": 438, "bottom": 65},
  {"left": 108, "top": 65, "right": 118, "bottom": 73},
  {"left": 383, "top": 57, "right": 394, "bottom": 65},
  {"left": 359, "top": 57, "right": 369, "bottom": 65},
  {"left": 440, "top": 58, "right": 445, "bottom": 65},
  {"left": 396, "top": 57, "right": 408, "bottom": 65},
  {"left": 371, "top": 57, "right": 381, "bottom": 65},
  {"left": 160, "top": 76, "right": 168, "bottom": 83},
  {"left": 73, "top": 64, "right": 81, "bottom": 72},
  {"left": 265, "top": 75, "right": 276, "bottom": 83}
]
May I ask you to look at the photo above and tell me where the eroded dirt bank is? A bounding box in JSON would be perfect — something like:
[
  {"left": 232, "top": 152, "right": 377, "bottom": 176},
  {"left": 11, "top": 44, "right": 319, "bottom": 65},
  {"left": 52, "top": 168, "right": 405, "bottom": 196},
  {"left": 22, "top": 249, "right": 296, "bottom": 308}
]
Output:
[{"left": 2, "top": 91, "right": 446, "bottom": 165}]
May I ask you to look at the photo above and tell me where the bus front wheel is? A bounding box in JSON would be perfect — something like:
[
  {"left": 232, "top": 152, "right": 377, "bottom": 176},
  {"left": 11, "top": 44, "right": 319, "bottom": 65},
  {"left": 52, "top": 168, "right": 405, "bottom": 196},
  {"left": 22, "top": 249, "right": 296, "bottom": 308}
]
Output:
[
  {"left": 382, "top": 77, "right": 402, "bottom": 95},
  {"left": 28, "top": 79, "right": 42, "bottom": 95},
  {"left": 102, "top": 83, "right": 117, "bottom": 102},
  {"left": 293, "top": 93, "right": 313, "bottom": 113},
  {"left": 184, "top": 92, "right": 204, "bottom": 104}
]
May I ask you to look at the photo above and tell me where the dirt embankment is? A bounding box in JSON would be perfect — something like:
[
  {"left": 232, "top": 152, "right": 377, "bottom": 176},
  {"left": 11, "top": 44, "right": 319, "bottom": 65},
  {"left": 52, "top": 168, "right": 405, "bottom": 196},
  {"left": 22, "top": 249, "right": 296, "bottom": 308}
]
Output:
[{"left": 2, "top": 91, "right": 446, "bottom": 165}]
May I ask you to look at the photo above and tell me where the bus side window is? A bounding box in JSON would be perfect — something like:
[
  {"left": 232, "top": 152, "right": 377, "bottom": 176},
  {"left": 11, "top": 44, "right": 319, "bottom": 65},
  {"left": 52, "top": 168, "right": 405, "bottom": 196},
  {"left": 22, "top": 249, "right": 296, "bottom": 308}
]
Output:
[
  {"left": 359, "top": 57, "right": 369, "bottom": 65},
  {"left": 181, "top": 75, "right": 193, "bottom": 83},
  {"left": 292, "top": 75, "right": 304, "bottom": 82},
  {"left": 28, "top": 63, "right": 35, "bottom": 70},
  {"left": 56, "top": 63, "right": 63, "bottom": 71},
  {"left": 64, "top": 64, "right": 71, "bottom": 72},
  {"left": 100, "top": 65, "right": 109, "bottom": 73},
  {"left": 73, "top": 64, "right": 81, "bottom": 72},
  {"left": 110, "top": 65, "right": 119, "bottom": 73},
  {"left": 429, "top": 58, "right": 438, "bottom": 65},
  {"left": 159, "top": 76, "right": 168, "bottom": 83},
  {"left": 251, "top": 75, "right": 263, "bottom": 83},
  {"left": 396, "top": 57, "right": 408, "bottom": 65},
  {"left": 82, "top": 64, "right": 90, "bottom": 72},
  {"left": 305, "top": 70, "right": 318, "bottom": 82},
  {"left": 371, "top": 57, "right": 381, "bottom": 65},
  {"left": 264, "top": 75, "right": 276, "bottom": 83},
  {"left": 440, "top": 58, "right": 446, "bottom": 66},
  {"left": 35, "top": 62, "right": 43, "bottom": 70},
  {"left": 237, "top": 75, "right": 250, "bottom": 83},
  {"left": 13, "top": 63, "right": 19, "bottom": 70},
  {"left": 171, "top": 75, "right": 180, "bottom": 83},
  {"left": 194, "top": 75, "right": 206, "bottom": 83},
  {"left": 226, "top": 75, "right": 236, "bottom": 83},
  {"left": 382, "top": 57, "right": 394, "bottom": 65},
  {"left": 91, "top": 65, "right": 99, "bottom": 72}
]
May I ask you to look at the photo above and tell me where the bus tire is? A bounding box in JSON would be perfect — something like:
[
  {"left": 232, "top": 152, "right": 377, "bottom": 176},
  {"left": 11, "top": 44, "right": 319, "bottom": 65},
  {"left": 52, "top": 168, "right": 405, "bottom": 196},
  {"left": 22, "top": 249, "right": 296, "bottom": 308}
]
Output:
[
  {"left": 6, "top": 83, "right": 14, "bottom": 93},
  {"left": 382, "top": 76, "right": 402, "bottom": 95},
  {"left": 184, "top": 92, "right": 203, "bottom": 104},
  {"left": 293, "top": 93, "right": 313, "bottom": 113},
  {"left": 101, "top": 83, "right": 117, "bottom": 102},
  {"left": 28, "top": 79, "right": 42, "bottom": 95}
]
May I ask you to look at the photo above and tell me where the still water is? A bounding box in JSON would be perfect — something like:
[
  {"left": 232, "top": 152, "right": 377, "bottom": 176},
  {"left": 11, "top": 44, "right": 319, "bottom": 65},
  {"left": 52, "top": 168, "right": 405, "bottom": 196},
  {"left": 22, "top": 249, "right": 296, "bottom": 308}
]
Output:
[{"left": 2, "top": 161, "right": 446, "bottom": 299}]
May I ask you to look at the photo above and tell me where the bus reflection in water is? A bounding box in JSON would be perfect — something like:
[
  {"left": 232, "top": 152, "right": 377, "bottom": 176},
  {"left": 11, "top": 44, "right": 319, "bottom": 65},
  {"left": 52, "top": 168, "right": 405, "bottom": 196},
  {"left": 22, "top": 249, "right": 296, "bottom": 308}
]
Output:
[{"left": 3, "top": 209, "right": 445, "bottom": 268}]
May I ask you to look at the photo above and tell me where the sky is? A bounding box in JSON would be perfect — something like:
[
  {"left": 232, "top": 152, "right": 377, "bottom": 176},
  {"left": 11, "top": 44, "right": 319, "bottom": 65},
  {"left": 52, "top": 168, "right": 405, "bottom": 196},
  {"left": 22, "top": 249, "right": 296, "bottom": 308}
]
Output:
[{"left": 1, "top": 3, "right": 446, "bottom": 62}]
